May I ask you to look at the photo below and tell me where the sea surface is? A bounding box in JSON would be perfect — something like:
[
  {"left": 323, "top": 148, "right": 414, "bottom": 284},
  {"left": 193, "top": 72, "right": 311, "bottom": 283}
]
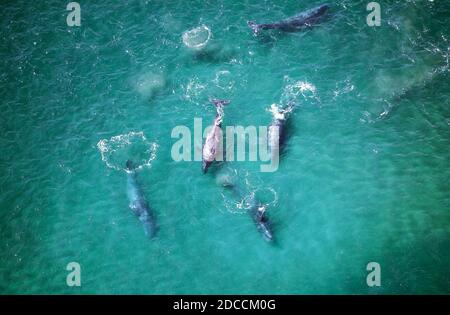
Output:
[{"left": 0, "top": 0, "right": 449, "bottom": 294}]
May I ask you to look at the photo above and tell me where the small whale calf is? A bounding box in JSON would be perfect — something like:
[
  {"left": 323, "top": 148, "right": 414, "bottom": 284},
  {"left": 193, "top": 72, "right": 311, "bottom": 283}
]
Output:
[
  {"left": 223, "top": 180, "right": 273, "bottom": 241},
  {"left": 202, "top": 99, "right": 230, "bottom": 173},
  {"left": 248, "top": 4, "right": 329, "bottom": 35},
  {"left": 125, "top": 160, "right": 156, "bottom": 238},
  {"left": 249, "top": 203, "right": 273, "bottom": 241}
]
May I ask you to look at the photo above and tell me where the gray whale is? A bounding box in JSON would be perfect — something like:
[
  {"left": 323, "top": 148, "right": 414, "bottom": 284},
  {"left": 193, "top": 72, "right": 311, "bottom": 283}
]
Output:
[
  {"left": 224, "top": 181, "right": 273, "bottom": 241},
  {"left": 267, "top": 102, "right": 296, "bottom": 159},
  {"left": 202, "top": 99, "right": 230, "bottom": 173},
  {"left": 248, "top": 4, "right": 329, "bottom": 35},
  {"left": 126, "top": 160, "right": 156, "bottom": 238}
]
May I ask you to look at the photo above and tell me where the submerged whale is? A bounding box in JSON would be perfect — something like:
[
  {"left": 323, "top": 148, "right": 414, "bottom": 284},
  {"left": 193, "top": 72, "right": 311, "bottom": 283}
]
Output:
[
  {"left": 202, "top": 99, "right": 230, "bottom": 173},
  {"left": 267, "top": 102, "right": 296, "bottom": 158},
  {"left": 125, "top": 160, "right": 156, "bottom": 238},
  {"left": 223, "top": 180, "right": 273, "bottom": 241},
  {"left": 248, "top": 203, "right": 273, "bottom": 241},
  {"left": 248, "top": 4, "right": 329, "bottom": 35}
]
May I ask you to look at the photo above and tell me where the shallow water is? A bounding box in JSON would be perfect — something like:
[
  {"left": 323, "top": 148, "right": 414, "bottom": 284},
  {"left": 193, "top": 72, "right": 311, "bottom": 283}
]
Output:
[{"left": 0, "top": 0, "right": 449, "bottom": 294}]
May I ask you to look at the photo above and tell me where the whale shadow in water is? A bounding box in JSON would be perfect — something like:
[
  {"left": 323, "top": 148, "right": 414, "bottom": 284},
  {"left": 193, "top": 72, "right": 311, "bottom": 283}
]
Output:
[
  {"left": 203, "top": 160, "right": 226, "bottom": 176},
  {"left": 373, "top": 69, "right": 448, "bottom": 123},
  {"left": 191, "top": 44, "right": 237, "bottom": 64}
]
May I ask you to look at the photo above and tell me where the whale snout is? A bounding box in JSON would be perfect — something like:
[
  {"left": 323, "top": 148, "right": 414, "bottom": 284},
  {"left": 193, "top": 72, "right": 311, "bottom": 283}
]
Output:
[{"left": 260, "top": 224, "right": 274, "bottom": 242}]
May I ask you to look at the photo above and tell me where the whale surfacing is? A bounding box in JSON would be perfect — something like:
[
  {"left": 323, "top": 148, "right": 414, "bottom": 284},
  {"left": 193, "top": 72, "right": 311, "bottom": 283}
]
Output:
[
  {"left": 202, "top": 99, "right": 230, "bottom": 173},
  {"left": 268, "top": 102, "right": 296, "bottom": 158},
  {"left": 223, "top": 181, "right": 274, "bottom": 242},
  {"left": 248, "top": 4, "right": 329, "bottom": 35}
]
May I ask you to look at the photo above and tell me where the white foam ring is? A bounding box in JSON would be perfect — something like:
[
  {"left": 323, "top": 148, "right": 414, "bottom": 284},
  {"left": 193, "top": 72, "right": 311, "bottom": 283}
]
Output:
[
  {"left": 183, "top": 76, "right": 207, "bottom": 105},
  {"left": 222, "top": 186, "right": 278, "bottom": 215},
  {"left": 221, "top": 190, "right": 251, "bottom": 215},
  {"left": 213, "top": 70, "right": 235, "bottom": 91},
  {"left": 267, "top": 78, "right": 319, "bottom": 117},
  {"left": 219, "top": 170, "right": 279, "bottom": 215},
  {"left": 97, "top": 131, "right": 158, "bottom": 172},
  {"left": 280, "top": 76, "right": 319, "bottom": 106},
  {"left": 253, "top": 187, "right": 278, "bottom": 208},
  {"left": 283, "top": 80, "right": 317, "bottom": 101},
  {"left": 182, "top": 25, "right": 211, "bottom": 50}
]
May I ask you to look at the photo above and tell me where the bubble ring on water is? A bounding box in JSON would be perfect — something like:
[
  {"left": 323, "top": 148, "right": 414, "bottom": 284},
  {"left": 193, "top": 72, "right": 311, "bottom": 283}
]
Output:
[
  {"left": 96, "top": 131, "right": 158, "bottom": 172},
  {"left": 183, "top": 76, "right": 208, "bottom": 105},
  {"left": 220, "top": 192, "right": 250, "bottom": 215},
  {"left": 252, "top": 187, "right": 278, "bottom": 208},
  {"left": 281, "top": 76, "right": 319, "bottom": 105},
  {"left": 213, "top": 70, "right": 235, "bottom": 91},
  {"left": 220, "top": 187, "right": 256, "bottom": 215},
  {"left": 182, "top": 25, "right": 212, "bottom": 50}
]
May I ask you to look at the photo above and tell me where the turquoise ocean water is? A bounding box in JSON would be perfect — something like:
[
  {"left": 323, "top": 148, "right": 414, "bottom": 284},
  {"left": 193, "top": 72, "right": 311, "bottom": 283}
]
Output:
[{"left": 0, "top": 0, "right": 449, "bottom": 294}]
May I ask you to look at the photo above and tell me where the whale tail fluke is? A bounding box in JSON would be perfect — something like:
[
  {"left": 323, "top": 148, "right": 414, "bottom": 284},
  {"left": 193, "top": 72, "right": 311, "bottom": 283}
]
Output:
[
  {"left": 247, "top": 21, "right": 261, "bottom": 35},
  {"left": 142, "top": 218, "right": 156, "bottom": 239},
  {"left": 210, "top": 99, "right": 230, "bottom": 107}
]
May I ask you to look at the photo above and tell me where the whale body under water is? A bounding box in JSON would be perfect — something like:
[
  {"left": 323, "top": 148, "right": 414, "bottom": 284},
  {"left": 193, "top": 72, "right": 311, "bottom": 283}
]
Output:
[
  {"left": 267, "top": 102, "right": 297, "bottom": 160},
  {"left": 222, "top": 179, "right": 274, "bottom": 242},
  {"left": 248, "top": 4, "right": 329, "bottom": 35},
  {"left": 125, "top": 160, "right": 156, "bottom": 238}
]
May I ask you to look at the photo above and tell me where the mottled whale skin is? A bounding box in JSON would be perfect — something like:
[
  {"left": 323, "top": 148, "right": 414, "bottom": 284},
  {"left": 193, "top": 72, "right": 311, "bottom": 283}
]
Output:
[
  {"left": 267, "top": 102, "right": 296, "bottom": 157},
  {"left": 248, "top": 4, "right": 329, "bottom": 35},
  {"left": 248, "top": 203, "right": 273, "bottom": 241},
  {"left": 126, "top": 160, "right": 156, "bottom": 238},
  {"left": 202, "top": 99, "right": 230, "bottom": 173}
]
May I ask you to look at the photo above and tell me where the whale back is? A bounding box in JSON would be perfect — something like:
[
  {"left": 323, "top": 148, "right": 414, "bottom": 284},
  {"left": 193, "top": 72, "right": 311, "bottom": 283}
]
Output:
[
  {"left": 125, "top": 160, "right": 156, "bottom": 238},
  {"left": 248, "top": 4, "right": 330, "bottom": 34}
]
